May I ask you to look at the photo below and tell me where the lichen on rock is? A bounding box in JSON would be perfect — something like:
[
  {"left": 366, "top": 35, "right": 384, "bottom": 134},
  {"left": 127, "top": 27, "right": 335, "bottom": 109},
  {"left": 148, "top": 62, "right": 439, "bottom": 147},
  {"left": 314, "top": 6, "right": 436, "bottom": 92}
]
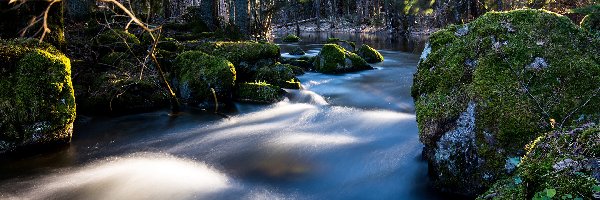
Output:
[{"left": 412, "top": 9, "right": 600, "bottom": 196}]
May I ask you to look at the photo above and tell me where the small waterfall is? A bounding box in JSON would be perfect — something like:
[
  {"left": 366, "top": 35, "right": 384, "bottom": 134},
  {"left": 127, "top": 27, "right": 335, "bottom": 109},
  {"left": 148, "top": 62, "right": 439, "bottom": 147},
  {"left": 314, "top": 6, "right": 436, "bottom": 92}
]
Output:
[{"left": 284, "top": 89, "right": 329, "bottom": 106}]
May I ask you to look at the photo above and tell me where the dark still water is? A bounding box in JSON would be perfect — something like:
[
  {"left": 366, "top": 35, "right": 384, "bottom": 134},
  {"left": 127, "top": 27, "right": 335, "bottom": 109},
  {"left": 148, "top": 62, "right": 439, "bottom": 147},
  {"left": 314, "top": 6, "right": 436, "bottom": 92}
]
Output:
[{"left": 0, "top": 35, "right": 449, "bottom": 200}]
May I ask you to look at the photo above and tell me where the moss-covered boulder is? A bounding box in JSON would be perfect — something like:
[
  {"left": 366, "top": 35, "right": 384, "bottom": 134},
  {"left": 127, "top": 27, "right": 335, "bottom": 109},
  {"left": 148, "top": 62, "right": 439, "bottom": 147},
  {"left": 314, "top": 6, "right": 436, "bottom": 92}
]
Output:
[
  {"left": 282, "top": 34, "right": 300, "bottom": 42},
  {"left": 478, "top": 122, "right": 600, "bottom": 200},
  {"left": 0, "top": 39, "right": 76, "bottom": 153},
  {"left": 581, "top": 13, "right": 600, "bottom": 37},
  {"left": 356, "top": 44, "right": 384, "bottom": 63},
  {"left": 313, "top": 44, "right": 372, "bottom": 74},
  {"left": 254, "top": 63, "right": 302, "bottom": 89},
  {"left": 289, "top": 47, "right": 306, "bottom": 56},
  {"left": 174, "top": 51, "right": 236, "bottom": 103},
  {"left": 235, "top": 82, "right": 284, "bottom": 103},
  {"left": 412, "top": 9, "right": 600, "bottom": 196}
]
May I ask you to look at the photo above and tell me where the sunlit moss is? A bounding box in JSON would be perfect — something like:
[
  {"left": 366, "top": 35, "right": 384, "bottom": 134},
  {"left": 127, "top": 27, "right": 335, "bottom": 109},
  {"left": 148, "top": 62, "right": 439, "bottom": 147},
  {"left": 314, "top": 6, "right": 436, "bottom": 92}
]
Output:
[
  {"left": 313, "top": 44, "right": 371, "bottom": 74},
  {"left": 195, "top": 41, "right": 280, "bottom": 66},
  {"left": 282, "top": 34, "right": 300, "bottom": 42},
  {"left": 356, "top": 44, "right": 384, "bottom": 63},
  {"left": 0, "top": 39, "right": 75, "bottom": 152}
]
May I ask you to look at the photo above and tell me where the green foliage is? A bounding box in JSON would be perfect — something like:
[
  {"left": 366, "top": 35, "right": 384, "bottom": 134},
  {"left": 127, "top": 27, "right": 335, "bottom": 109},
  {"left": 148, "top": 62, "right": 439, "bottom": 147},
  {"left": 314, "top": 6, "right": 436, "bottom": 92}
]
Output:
[
  {"left": 235, "top": 81, "right": 284, "bottom": 103},
  {"left": 282, "top": 34, "right": 300, "bottom": 42},
  {"left": 413, "top": 9, "right": 600, "bottom": 194},
  {"left": 0, "top": 39, "right": 75, "bottom": 152},
  {"left": 174, "top": 51, "right": 236, "bottom": 101},
  {"left": 356, "top": 44, "right": 384, "bottom": 63}
]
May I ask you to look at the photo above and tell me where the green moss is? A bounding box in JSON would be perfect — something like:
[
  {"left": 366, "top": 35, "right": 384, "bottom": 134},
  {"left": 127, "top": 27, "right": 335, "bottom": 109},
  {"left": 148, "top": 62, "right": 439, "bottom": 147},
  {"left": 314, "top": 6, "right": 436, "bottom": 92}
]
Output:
[
  {"left": 581, "top": 13, "right": 600, "bottom": 37},
  {"left": 99, "top": 52, "right": 129, "bottom": 66},
  {"left": 171, "top": 32, "right": 215, "bottom": 42},
  {"left": 356, "top": 44, "right": 384, "bottom": 63},
  {"left": 235, "top": 81, "right": 284, "bottom": 103},
  {"left": 96, "top": 30, "right": 141, "bottom": 52},
  {"left": 174, "top": 51, "right": 236, "bottom": 102},
  {"left": 412, "top": 9, "right": 600, "bottom": 195},
  {"left": 479, "top": 123, "right": 600, "bottom": 199},
  {"left": 0, "top": 39, "right": 75, "bottom": 152},
  {"left": 254, "top": 63, "right": 301, "bottom": 89},
  {"left": 196, "top": 41, "right": 280, "bottom": 66},
  {"left": 157, "top": 38, "right": 183, "bottom": 52},
  {"left": 314, "top": 44, "right": 371, "bottom": 74},
  {"left": 289, "top": 47, "right": 306, "bottom": 55},
  {"left": 282, "top": 34, "right": 300, "bottom": 42}
]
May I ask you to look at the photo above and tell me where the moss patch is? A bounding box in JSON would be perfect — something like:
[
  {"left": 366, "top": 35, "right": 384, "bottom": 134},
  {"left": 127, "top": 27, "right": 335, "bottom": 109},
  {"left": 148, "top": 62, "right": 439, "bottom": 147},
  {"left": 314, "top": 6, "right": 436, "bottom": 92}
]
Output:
[
  {"left": 478, "top": 123, "right": 600, "bottom": 200},
  {"left": 0, "top": 39, "right": 75, "bottom": 152},
  {"left": 235, "top": 82, "right": 284, "bottom": 103},
  {"left": 174, "top": 51, "right": 236, "bottom": 103},
  {"left": 356, "top": 44, "right": 384, "bottom": 63},
  {"left": 412, "top": 9, "right": 600, "bottom": 195},
  {"left": 254, "top": 63, "right": 301, "bottom": 89},
  {"left": 313, "top": 44, "right": 371, "bottom": 74}
]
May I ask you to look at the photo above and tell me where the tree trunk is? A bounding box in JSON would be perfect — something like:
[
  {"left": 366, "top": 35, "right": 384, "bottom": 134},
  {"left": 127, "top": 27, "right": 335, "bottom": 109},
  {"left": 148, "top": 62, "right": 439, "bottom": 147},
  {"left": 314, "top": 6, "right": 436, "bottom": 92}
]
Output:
[
  {"left": 235, "top": 0, "right": 249, "bottom": 34},
  {"left": 315, "top": 0, "right": 320, "bottom": 31}
]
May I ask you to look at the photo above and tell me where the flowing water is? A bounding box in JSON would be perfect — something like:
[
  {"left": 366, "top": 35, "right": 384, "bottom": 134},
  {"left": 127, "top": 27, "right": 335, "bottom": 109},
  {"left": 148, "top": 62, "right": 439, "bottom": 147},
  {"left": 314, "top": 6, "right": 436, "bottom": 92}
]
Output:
[{"left": 0, "top": 33, "right": 450, "bottom": 200}]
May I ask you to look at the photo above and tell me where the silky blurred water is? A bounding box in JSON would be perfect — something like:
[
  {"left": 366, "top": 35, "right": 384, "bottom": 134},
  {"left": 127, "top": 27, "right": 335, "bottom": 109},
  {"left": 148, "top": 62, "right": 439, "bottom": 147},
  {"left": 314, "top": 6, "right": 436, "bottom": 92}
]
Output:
[{"left": 0, "top": 36, "right": 456, "bottom": 200}]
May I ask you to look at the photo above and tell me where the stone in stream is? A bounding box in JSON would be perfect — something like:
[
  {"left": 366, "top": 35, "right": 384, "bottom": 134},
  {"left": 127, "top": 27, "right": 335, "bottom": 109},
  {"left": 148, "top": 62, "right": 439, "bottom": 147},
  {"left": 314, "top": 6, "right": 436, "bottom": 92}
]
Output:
[
  {"left": 412, "top": 9, "right": 600, "bottom": 196},
  {"left": 0, "top": 39, "right": 76, "bottom": 153},
  {"left": 254, "top": 63, "right": 303, "bottom": 89},
  {"left": 235, "top": 82, "right": 285, "bottom": 103},
  {"left": 313, "top": 44, "right": 372, "bottom": 74},
  {"left": 356, "top": 44, "right": 384, "bottom": 63},
  {"left": 289, "top": 47, "right": 306, "bottom": 55}
]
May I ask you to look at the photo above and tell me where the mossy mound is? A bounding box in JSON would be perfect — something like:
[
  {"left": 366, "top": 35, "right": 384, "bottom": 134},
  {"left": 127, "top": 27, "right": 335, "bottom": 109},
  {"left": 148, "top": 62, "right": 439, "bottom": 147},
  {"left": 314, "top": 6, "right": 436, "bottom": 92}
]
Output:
[
  {"left": 95, "top": 30, "right": 141, "bottom": 52},
  {"left": 412, "top": 9, "right": 600, "bottom": 196},
  {"left": 0, "top": 39, "right": 76, "bottom": 153},
  {"left": 174, "top": 51, "right": 236, "bottom": 103},
  {"left": 282, "top": 34, "right": 300, "bottom": 42},
  {"left": 356, "top": 44, "right": 384, "bottom": 63},
  {"left": 235, "top": 82, "right": 284, "bottom": 103},
  {"left": 478, "top": 122, "right": 600, "bottom": 200},
  {"left": 289, "top": 47, "right": 306, "bottom": 56},
  {"left": 581, "top": 13, "right": 600, "bottom": 37},
  {"left": 254, "top": 63, "right": 301, "bottom": 89},
  {"left": 283, "top": 57, "right": 314, "bottom": 71},
  {"left": 313, "top": 44, "right": 372, "bottom": 74}
]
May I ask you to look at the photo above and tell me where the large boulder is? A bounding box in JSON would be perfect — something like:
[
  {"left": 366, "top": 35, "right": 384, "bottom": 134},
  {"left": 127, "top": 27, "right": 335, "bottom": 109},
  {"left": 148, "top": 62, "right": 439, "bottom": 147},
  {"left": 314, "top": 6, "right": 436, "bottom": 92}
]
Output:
[
  {"left": 174, "top": 51, "right": 236, "bottom": 104},
  {"left": 412, "top": 9, "right": 600, "bottom": 196},
  {"left": 478, "top": 122, "right": 600, "bottom": 200},
  {"left": 0, "top": 39, "right": 76, "bottom": 153},
  {"left": 313, "top": 44, "right": 372, "bottom": 74}
]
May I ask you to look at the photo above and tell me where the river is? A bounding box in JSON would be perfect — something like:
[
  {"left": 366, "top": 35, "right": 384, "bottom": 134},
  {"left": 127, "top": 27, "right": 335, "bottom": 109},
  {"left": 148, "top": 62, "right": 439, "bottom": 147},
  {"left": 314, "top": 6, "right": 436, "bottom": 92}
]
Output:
[{"left": 0, "top": 33, "right": 456, "bottom": 200}]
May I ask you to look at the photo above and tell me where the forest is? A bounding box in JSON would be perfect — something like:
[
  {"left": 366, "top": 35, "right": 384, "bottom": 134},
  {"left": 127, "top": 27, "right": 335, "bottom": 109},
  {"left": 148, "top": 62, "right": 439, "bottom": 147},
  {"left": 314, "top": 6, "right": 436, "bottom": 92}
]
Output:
[{"left": 0, "top": 0, "right": 599, "bottom": 199}]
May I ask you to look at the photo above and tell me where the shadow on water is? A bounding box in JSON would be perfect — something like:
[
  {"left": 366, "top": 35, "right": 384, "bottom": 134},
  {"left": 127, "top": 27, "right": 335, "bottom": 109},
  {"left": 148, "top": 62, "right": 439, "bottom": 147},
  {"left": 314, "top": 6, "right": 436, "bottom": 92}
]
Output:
[{"left": 0, "top": 34, "right": 468, "bottom": 200}]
